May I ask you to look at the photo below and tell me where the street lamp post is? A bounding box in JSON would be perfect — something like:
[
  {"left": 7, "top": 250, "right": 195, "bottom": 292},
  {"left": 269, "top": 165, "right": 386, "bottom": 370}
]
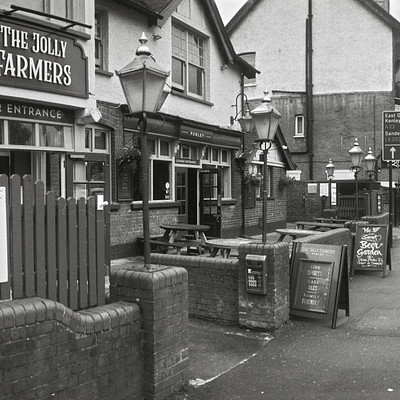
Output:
[
  {"left": 117, "top": 33, "right": 169, "bottom": 268},
  {"left": 364, "top": 147, "right": 377, "bottom": 215},
  {"left": 251, "top": 90, "right": 281, "bottom": 243},
  {"left": 325, "top": 158, "right": 335, "bottom": 208},
  {"left": 348, "top": 139, "right": 364, "bottom": 221}
]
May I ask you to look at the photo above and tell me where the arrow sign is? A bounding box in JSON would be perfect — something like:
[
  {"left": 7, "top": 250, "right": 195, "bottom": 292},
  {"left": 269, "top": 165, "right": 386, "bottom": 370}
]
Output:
[{"left": 382, "top": 111, "right": 400, "bottom": 161}]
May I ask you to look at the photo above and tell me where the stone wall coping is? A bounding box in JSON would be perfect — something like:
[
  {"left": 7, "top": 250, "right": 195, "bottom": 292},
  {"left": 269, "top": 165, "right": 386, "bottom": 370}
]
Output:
[{"left": 0, "top": 297, "right": 140, "bottom": 334}]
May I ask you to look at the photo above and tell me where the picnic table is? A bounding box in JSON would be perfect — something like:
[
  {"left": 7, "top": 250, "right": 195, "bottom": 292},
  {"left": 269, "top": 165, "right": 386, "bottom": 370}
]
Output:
[
  {"left": 204, "top": 237, "right": 254, "bottom": 258},
  {"left": 275, "top": 228, "right": 320, "bottom": 241},
  {"left": 313, "top": 217, "right": 348, "bottom": 224},
  {"left": 295, "top": 221, "right": 346, "bottom": 230},
  {"left": 150, "top": 223, "right": 210, "bottom": 255}
]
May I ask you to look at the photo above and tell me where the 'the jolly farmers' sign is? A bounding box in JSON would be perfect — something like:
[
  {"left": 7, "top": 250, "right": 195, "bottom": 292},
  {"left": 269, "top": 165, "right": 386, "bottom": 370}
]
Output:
[{"left": 0, "top": 18, "right": 88, "bottom": 98}]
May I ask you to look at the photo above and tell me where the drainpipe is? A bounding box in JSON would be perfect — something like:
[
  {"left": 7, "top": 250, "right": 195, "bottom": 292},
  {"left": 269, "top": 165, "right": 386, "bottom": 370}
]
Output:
[
  {"left": 240, "top": 73, "right": 246, "bottom": 236},
  {"left": 306, "top": 0, "right": 314, "bottom": 180}
]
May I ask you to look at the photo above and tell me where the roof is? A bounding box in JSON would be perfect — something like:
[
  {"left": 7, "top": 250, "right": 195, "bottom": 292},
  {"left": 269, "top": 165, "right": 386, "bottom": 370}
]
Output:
[
  {"left": 226, "top": 0, "right": 400, "bottom": 35},
  {"left": 113, "top": 0, "right": 181, "bottom": 24}
]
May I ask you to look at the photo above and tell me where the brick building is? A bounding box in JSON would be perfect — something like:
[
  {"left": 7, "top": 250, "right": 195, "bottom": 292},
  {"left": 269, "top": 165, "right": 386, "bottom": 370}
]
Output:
[{"left": 226, "top": 0, "right": 400, "bottom": 184}]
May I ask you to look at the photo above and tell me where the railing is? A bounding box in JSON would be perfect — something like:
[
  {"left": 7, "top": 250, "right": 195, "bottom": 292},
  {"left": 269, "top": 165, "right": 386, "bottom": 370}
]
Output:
[{"left": 0, "top": 174, "right": 106, "bottom": 310}]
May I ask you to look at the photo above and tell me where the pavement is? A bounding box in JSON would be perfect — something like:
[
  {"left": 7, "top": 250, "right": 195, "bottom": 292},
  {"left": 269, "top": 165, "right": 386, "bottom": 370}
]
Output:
[{"left": 165, "top": 227, "right": 400, "bottom": 400}]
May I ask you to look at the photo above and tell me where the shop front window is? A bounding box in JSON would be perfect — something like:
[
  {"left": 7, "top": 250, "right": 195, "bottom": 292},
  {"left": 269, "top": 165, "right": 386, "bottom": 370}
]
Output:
[
  {"left": 40, "top": 125, "right": 64, "bottom": 147},
  {"left": 9, "top": 121, "right": 35, "bottom": 146},
  {"left": 153, "top": 160, "right": 171, "bottom": 200}
]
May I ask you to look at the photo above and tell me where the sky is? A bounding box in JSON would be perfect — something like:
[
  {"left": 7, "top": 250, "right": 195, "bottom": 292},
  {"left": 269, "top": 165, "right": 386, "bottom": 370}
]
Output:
[{"left": 215, "top": 0, "right": 400, "bottom": 24}]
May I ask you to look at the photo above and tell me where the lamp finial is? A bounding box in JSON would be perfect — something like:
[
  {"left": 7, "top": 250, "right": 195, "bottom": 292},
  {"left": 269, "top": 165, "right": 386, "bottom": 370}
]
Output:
[
  {"left": 262, "top": 89, "right": 272, "bottom": 103},
  {"left": 136, "top": 33, "right": 151, "bottom": 57}
]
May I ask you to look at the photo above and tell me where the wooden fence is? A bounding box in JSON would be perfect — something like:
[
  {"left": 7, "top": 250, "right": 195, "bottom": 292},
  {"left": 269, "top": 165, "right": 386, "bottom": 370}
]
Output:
[
  {"left": 337, "top": 193, "right": 366, "bottom": 220},
  {"left": 0, "top": 174, "right": 106, "bottom": 310}
]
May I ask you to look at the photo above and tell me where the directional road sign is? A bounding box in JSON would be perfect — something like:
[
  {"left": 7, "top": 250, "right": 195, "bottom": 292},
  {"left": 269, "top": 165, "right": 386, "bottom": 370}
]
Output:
[{"left": 383, "top": 111, "right": 400, "bottom": 161}]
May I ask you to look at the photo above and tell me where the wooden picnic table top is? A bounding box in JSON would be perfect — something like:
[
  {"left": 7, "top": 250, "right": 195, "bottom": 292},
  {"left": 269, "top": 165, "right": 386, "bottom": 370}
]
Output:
[
  {"left": 295, "top": 221, "right": 346, "bottom": 229},
  {"left": 159, "top": 223, "right": 210, "bottom": 232},
  {"left": 205, "top": 237, "right": 254, "bottom": 249},
  {"left": 276, "top": 228, "right": 320, "bottom": 241},
  {"left": 313, "top": 217, "right": 348, "bottom": 224}
]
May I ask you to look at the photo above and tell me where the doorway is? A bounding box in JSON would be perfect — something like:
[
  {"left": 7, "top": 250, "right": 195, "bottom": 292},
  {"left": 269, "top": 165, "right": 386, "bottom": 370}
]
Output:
[{"left": 176, "top": 167, "right": 198, "bottom": 224}]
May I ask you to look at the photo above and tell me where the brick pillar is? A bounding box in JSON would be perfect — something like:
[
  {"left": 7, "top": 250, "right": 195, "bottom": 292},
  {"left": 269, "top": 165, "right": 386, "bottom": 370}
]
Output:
[
  {"left": 238, "top": 242, "right": 290, "bottom": 330},
  {"left": 110, "top": 266, "right": 189, "bottom": 400}
]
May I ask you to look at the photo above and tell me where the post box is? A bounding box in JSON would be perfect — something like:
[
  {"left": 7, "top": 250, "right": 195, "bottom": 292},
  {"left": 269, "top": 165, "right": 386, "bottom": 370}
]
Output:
[{"left": 245, "top": 254, "right": 267, "bottom": 294}]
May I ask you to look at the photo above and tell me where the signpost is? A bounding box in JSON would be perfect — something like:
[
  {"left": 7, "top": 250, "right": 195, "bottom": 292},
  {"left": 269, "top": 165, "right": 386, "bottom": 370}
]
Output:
[{"left": 382, "top": 111, "right": 400, "bottom": 161}]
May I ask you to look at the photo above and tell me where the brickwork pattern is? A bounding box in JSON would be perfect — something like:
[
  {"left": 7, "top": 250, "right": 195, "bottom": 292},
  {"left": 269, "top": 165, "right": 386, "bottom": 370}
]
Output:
[
  {"left": 150, "top": 253, "right": 239, "bottom": 324},
  {"left": 109, "top": 267, "right": 189, "bottom": 400},
  {"left": 238, "top": 242, "right": 290, "bottom": 330},
  {"left": 0, "top": 298, "right": 142, "bottom": 400}
]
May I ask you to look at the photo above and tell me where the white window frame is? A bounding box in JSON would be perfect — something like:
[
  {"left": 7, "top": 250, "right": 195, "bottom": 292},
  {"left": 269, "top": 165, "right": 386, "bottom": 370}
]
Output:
[
  {"left": 295, "top": 115, "right": 305, "bottom": 137},
  {"left": 84, "top": 126, "right": 109, "bottom": 154},
  {"left": 95, "top": 8, "right": 109, "bottom": 71},
  {"left": 172, "top": 22, "right": 208, "bottom": 100}
]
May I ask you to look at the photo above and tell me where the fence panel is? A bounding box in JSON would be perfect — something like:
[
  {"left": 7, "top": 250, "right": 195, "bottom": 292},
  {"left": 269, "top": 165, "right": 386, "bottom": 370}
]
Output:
[
  {"left": 0, "top": 175, "right": 10, "bottom": 300},
  {"left": 35, "top": 181, "right": 46, "bottom": 298},
  {"left": 10, "top": 175, "right": 23, "bottom": 298},
  {"left": 23, "top": 176, "right": 35, "bottom": 297},
  {"left": 1, "top": 175, "right": 106, "bottom": 310}
]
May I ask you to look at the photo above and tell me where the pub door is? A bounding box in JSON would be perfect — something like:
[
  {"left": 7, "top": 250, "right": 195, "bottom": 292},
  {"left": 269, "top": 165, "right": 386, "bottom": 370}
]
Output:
[
  {"left": 176, "top": 167, "right": 198, "bottom": 224},
  {"left": 65, "top": 153, "right": 111, "bottom": 270},
  {"left": 200, "top": 167, "right": 222, "bottom": 238}
]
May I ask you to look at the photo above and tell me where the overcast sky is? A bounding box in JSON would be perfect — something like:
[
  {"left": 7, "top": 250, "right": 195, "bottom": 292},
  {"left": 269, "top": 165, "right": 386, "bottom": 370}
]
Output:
[{"left": 215, "top": 0, "right": 400, "bottom": 24}]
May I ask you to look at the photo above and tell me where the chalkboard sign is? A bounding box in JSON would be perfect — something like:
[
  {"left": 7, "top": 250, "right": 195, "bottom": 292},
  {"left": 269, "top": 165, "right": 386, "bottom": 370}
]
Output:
[
  {"left": 353, "top": 224, "right": 391, "bottom": 277},
  {"left": 290, "top": 243, "right": 349, "bottom": 329}
]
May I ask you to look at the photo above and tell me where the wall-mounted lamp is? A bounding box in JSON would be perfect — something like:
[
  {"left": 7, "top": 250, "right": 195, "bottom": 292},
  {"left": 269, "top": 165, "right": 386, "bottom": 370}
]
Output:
[{"left": 230, "top": 93, "right": 253, "bottom": 133}]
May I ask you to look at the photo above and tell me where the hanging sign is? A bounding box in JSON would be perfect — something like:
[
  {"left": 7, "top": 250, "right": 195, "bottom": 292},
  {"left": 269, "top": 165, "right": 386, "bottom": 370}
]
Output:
[{"left": 0, "top": 17, "right": 88, "bottom": 98}]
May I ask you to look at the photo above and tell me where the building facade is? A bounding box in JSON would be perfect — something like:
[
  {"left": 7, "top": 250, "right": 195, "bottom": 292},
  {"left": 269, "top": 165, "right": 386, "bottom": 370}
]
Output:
[
  {"left": 227, "top": 0, "right": 400, "bottom": 183},
  {"left": 0, "top": 0, "right": 295, "bottom": 261}
]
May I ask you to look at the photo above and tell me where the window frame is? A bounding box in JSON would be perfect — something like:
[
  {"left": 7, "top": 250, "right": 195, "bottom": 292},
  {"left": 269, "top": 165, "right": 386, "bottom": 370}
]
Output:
[
  {"left": 294, "top": 114, "right": 305, "bottom": 137},
  {"left": 240, "top": 52, "right": 257, "bottom": 86},
  {"left": 172, "top": 21, "right": 208, "bottom": 101},
  {"left": 95, "top": 8, "right": 109, "bottom": 72}
]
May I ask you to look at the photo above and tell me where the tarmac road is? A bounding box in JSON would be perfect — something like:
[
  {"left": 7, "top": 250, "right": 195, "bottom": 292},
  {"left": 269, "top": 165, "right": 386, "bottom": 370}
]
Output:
[{"left": 168, "top": 230, "right": 400, "bottom": 400}]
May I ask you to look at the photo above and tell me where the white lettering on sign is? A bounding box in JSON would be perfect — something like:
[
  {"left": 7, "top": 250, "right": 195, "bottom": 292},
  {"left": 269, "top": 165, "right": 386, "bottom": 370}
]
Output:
[
  {"left": 0, "top": 24, "right": 72, "bottom": 86},
  {"left": 0, "top": 187, "right": 8, "bottom": 283}
]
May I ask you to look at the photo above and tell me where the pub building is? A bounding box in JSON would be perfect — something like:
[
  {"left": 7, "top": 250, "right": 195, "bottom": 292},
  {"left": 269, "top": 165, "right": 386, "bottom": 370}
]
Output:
[{"left": 0, "top": 7, "right": 105, "bottom": 201}]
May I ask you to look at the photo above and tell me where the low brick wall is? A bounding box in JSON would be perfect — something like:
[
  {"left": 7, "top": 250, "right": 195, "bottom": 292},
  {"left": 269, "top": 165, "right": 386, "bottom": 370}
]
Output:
[
  {"left": 0, "top": 298, "right": 143, "bottom": 399},
  {"left": 150, "top": 253, "right": 239, "bottom": 324},
  {"left": 0, "top": 267, "right": 189, "bottom": 400},
  {"left": 151, "top": 241, "right": 291, "bottom": 331},
  {"left": 362, "top": 211, "right": 389, "bottom": 225}
]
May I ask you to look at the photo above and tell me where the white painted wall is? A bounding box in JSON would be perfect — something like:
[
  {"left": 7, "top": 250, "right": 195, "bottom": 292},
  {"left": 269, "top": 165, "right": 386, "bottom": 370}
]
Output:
[
  {"left": 95, "top": 0, "right": 243, "bottom": 130},
  {"left": 229, "top": 0, "right": 393, "bottom": 97}
]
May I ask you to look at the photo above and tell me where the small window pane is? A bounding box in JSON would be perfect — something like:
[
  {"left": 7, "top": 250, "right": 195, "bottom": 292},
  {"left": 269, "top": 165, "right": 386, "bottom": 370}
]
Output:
[
  {"left": 39, "top": 125, "right": 64, "bottom": 147},
  {"left": 189, "top": 64, "right": 203, "bottom": 96},
  {"left": 94, "top": 129, "right": 107, "bottom": 150},
  {"left": 90, "top": 162, "right": 104, "bottom": 181},
  {"left": 153, "top": 160, "right": 170, "bottom": 200},
  {"left": 73, "top": 161, "right": 87, "bottom": 181},
  {"left": 222, "top": 150, "right": 228, "bottom": 163},
  {"left": 9, "top": 121, "right": 35, "bottom": 145},
  {"left": 85, "top": 128, "right": 91, "bottom": 149},
  {"left": 160, "top": 140, "right": 170, "bottom": 156},
  {"left": 212, "top": 149, "right": 219, "bottom": 162},
  {"left": 172, "top": 57, "right": 185, "bottom": 88},
  {"left": 0, "top": 122, "right": 3, "bottom": 144},
  {"left": 190, "top": 145, "right": 197, "bottom": 160},
  {"left": 148, "top": 139, "right": 156, "bottom": 155}
]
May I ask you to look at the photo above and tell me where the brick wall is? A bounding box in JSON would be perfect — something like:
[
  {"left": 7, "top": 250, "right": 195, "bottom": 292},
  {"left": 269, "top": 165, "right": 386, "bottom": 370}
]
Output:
[
  {"left": 150, "top": 242, "right": 291, "bottom": 331},
  {"left": 110, "top": 266, "right": 189, "bottom": 400},
  {"left": 0, "top": 298, "right": 143, "bottom": 399}
]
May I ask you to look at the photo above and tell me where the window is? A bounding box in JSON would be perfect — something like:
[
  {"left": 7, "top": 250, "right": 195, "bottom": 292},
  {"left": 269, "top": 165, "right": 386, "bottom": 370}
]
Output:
[
  {"left": 8, "top": 121, "right": 35, "bottom": 146},
  {"left": 120, "top": 135, "right": 173, "bottom": 202},
  {"left": 172, "top": 23, "right": 206, "bottom": 99},
  {"left": 95, "top": 10, "right": 108, "bottom": 71},
  {"left": 85, "top": 127, "right": 108, "bottom": 152},
  {"left": 203, "top": 147, "right": 231, "bottom": 199},
  {"left": 240, "top": 52, "right": 256, "bottom": 85},
  {"left": 295, "top": 115, "right": 305, "bottom": 137},
  {"left": 44, "top": 0, "right": 86, "bottom": 25}
]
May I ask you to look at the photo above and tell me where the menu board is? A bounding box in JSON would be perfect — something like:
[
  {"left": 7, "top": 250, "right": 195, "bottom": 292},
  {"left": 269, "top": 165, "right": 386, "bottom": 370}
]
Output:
[
  {"left": 290, "top": 243, "right": 349, "bottom": 329},
  {"left": 353, "top": 224, "right": 390, "bottom": 277}
]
